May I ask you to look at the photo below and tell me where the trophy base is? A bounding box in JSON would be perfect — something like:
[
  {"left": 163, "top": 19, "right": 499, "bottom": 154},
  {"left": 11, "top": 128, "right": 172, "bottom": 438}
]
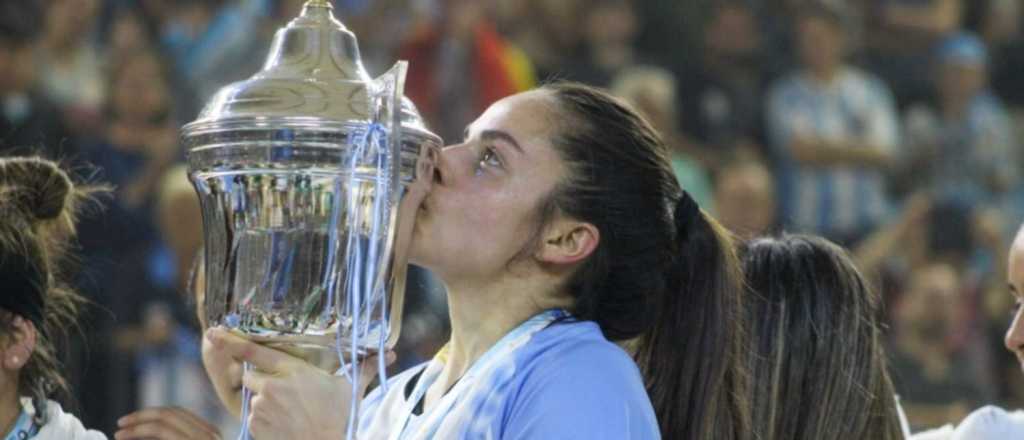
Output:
[{"left": 227, "top": 329, "right": 383, "bottom": 372}]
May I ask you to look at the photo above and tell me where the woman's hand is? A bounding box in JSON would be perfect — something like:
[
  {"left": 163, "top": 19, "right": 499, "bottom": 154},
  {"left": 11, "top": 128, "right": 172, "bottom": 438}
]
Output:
[
  {"left": 205, "top": 327, "right": 393, "bottom": 440},
  {"left": 202, "top": 329, "right": 245, "bottom": 418},
  {"left": 114, "top": 407, "right": 220, "bottom": 440}
]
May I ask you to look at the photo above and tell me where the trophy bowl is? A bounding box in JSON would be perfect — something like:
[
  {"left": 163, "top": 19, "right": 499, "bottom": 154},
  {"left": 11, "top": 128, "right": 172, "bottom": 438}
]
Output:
[{"left": 183, "top": 0, "right": 441, "bottom": 363}]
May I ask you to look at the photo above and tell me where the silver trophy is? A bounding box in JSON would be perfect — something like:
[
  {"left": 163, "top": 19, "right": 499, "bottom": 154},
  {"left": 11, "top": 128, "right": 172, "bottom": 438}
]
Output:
[{"left": 183, "top": 0, "right": 440, "bottom": 374}]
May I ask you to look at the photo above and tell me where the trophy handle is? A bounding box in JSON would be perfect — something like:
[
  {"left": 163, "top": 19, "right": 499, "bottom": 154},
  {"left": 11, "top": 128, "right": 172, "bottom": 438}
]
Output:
[
  {"left": 368, "top": 61, "right": 409, "bottom": 349},
  {"left": 371, "top": 60, "right": 408, "bottom": 150}
]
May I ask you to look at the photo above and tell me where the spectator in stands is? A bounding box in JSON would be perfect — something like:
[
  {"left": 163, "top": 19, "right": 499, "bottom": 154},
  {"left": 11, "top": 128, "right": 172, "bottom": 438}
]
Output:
[
  {"left": 0, "top": 2, "right": 72, "bottom": 158},
  {"left": 766, "top": 3, "right": 901, "bottom": 245},
  {"left": 161, "top": 0, "right": 272, "bottom": 103},
  {"left": 610, "top": 65, "right": 715, "bottom": 211},
  {"left": 902, "top": 33, "right": 1018, "bottom": 203},
  {"left": 500, "top": 0, "right": 586, "bottom": 82},
  {"left": 35, "top": 0, "right": 106, "bottom": 138},
  {"left": 678, "top": 1, "right": 771, "bottom": 164},
  {"left": 102, "top": 3, "right": 162, "bottom": 67},
  {"left": 909, "top": 221, "right": 1024, "bottom": 438},
  {"left": 74, "top": 49, "right": 182, "bottom": 434},
  {"left": 713, "top": 158, "right": 777, "bottom": 240},
  {"left": 965, "top": 0, "right": 1024, "bottom": 108},
  {"left": 560, "top": 0, "right": 647, "bottom": 88},
  {"left": 890, "top": 262, "right": 993, "bottom": 429},
  {"left": 864, "top": 0, "right": 963, "bottom": 106},
  {"left": 398, "top": 0, "right": 534, "bottom": 140}
]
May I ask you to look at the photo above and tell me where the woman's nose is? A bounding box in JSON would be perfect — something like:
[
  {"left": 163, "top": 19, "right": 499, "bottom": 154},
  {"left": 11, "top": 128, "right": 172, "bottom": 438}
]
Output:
[
  {"left": 1005, "top": 307, "right": 1024, "bottom": 355},
  {"left": 434, "top": 143, "right": 470, "bottom": 186}
]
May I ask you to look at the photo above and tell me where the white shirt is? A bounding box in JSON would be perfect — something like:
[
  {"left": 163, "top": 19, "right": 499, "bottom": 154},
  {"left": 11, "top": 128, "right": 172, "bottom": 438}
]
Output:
[
  {"left": 911, "top": 406, "right": 1024, "bottom": 439},
  {"left": 23, "top": 398, "right": 106, "bottom": 440}
]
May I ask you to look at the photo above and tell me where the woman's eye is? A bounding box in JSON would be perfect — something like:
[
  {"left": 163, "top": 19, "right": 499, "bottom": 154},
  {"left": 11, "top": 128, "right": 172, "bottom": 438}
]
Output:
[{"left": 478, "top": 147, "right": 502, "bottom": 170}]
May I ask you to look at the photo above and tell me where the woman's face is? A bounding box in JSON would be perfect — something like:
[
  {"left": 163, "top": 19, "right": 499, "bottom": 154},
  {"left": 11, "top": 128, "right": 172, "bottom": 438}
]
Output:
[
  {"left": 111, "top": 54, "right": 170, "bottom": 124},
  {"left": 1005, "top": 230, "right": 1024, "bottom": 373},
  {"left": 110, "top": 13, "right": 150, "bottom": 56},
  {"left": 410, "top": 91, "right": 567, "bottom": 282},
  {"left": 47, "top": 0, "right": 100, "bottom": 44},
  {"left": 897, "top": 263, "right": 961, "bottom": 342}
]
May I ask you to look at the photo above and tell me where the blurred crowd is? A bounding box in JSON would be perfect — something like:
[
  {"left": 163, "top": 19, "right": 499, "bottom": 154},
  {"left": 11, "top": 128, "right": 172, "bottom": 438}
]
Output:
[{"left": 0, "top": 0, "right": 1022, "bottom": 435}]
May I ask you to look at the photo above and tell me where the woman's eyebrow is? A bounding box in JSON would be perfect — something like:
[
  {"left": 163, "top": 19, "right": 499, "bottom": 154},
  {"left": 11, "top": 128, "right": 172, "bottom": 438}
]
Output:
[{"left": 479, "top": 129, "right": 524, "bottom": 155}]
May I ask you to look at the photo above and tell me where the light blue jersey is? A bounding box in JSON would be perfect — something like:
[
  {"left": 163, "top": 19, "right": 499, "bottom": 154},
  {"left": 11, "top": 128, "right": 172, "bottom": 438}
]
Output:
[{"left": 358, "top": 311, "right": 660, "bottom": 439}]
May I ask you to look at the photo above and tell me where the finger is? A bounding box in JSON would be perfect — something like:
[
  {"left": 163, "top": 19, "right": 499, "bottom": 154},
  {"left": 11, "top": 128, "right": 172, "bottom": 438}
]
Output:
[
  {"left": 248, "top": 395, "right": 272, "bottom": 440},
  {"left": 117, "top": 408, "right": 217, "bottom": 439},
  {"left": 206, "top": 327, "right": 299, "bottom": 373},
  {"left": 114, "top": 419, "right": 190, "bottom": 440},
  {"left": 164, "top": 407, "right": 221, "bottom": 438},
  {"left": 358, "top": 351, "right": 397, "bottom": 381},
  {"left": 242, "top": 368, "right": 275, "bottom": 395}
]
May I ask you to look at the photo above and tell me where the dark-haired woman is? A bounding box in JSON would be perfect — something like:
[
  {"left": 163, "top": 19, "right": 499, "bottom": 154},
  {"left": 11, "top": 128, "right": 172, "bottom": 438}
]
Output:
[
  {"left": 206, "top": 83, "right": 750, "bottom": 439},
  {"left": 0, "top": 157, "right": 105, "bottom": 439},
  {"left": 741, "top": 234, "right": 906, "bottom": 440}
]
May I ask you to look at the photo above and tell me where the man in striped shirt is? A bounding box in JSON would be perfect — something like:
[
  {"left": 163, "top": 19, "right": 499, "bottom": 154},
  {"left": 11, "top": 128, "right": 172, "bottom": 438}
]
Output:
[{"left": 766, "top": 4, "right": 901, "bottom": 244}]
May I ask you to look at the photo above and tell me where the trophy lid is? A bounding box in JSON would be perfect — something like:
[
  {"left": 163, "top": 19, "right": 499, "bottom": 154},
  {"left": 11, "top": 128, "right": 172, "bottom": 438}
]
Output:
[{"left": 182, "top": 0, "right": 434, "bottom": 138}]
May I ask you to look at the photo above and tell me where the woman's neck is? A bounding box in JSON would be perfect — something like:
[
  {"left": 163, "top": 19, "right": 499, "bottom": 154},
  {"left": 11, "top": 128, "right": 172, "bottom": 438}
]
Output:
[
  {"left": 418, "top": 271, "right": 569, "bottom": 411},
  {"left": 0, "top": 375, "right": 21, "bottom": 437},
  {"left": 418, "top": 282, "right": 539, "bottom": 412},
  {"left": 443, "top": 282, "right": 542, "bottom": 376}
]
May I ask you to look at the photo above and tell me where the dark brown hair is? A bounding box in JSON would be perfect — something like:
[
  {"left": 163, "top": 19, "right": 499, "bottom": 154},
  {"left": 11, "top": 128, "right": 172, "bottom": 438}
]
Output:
[
  {"left": 741, "top": 234, "right": 903, "bottom": 440},
  {"left": 0, "top": 156, "right": 100, "bottom": 421},
  {"left": 539, "top": 83, "right": 750, "bottom": 439}
]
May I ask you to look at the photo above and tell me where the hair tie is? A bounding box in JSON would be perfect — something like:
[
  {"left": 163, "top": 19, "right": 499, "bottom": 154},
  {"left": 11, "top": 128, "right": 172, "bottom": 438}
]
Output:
[
  {"left": 0, "top": 251, "right": 47, "bottom": 330},
  {"left": 674, "top": 191, "right": 701, "bottom": 236}
]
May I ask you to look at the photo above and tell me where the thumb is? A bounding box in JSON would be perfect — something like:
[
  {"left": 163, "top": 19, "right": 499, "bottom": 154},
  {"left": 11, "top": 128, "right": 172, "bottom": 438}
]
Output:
[{"left": 356, "top": 351, "right": 397, "bottom": 384}]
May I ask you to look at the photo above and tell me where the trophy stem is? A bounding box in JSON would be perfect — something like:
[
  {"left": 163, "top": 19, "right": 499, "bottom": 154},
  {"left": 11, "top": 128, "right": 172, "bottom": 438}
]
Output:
[{"left": 269, "top": 342, "right": 343, "bottom": 372}]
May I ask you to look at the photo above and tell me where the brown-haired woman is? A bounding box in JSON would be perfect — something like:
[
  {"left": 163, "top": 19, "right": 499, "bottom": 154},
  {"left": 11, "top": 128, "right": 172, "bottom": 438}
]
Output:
[
  {"left": 0, "top": 156, "right": 104, "bottom": 439},
  {"left": 741, "top": 234, "right": 906, "bottom": 440},
  {"left": 205, "top": 82, "right": 750, "bottom": 439}
]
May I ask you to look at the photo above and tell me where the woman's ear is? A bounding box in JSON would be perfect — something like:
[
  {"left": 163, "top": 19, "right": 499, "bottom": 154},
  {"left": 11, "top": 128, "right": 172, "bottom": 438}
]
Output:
[
  {"left": 2, "top": 316, "right": 37, "bottom": 370},
  {"left": 536, "top": 219, "right": 600, "bottom": 266}
]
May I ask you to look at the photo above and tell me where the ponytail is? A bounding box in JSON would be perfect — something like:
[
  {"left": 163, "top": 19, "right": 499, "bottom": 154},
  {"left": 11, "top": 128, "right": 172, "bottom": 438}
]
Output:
[
  {"left": 634, "top": 194, "right": 749, "bottom": 440},
  {"left": 541, "top": 83, "right": 750, "bottom": 439}
]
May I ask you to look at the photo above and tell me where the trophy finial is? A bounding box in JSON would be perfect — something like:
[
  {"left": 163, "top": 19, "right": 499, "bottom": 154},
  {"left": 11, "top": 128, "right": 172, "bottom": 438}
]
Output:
[{"left": 305, "top": 0, "right": 331, "bottom": 7}]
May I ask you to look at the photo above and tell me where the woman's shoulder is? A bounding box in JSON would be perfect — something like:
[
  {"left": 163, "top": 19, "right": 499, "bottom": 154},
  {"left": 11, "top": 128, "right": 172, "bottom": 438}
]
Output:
[
  {"left": 509, "top": 318, "right": 649, "bottom": 401},
  {"left": 500, "top": 320, "right": 659, "bottom": 438},
  {"left": 952, "top": 405, "right": 1024, "bottom": 439},
  {"left": 522, "top": 319, "right": 637, "bottom": 371},
  {"left": 911, "top": 406, "right": 1024, "bottom": 440},
  {"left": 28, "top": 399, "right": 107, "bottom": 440}
]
